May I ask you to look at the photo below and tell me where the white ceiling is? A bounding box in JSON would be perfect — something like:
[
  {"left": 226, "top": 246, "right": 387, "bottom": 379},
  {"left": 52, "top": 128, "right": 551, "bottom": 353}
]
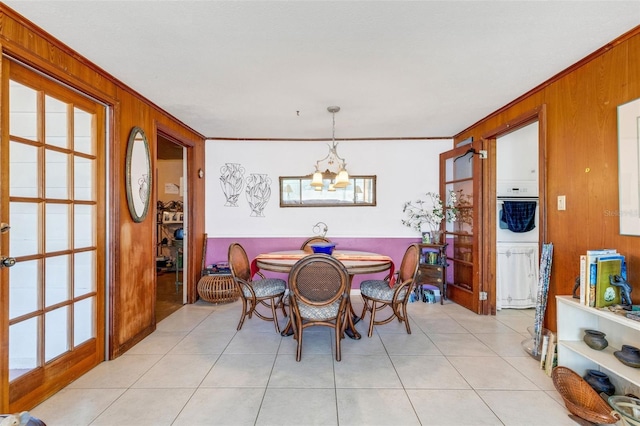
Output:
[{"left": 4, "top": 1, "right": 639, "bottom": 139}]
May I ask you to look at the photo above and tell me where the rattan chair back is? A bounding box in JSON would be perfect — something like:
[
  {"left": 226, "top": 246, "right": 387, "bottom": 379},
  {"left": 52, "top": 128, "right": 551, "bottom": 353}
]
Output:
[
  {"left": 398, "top": 243, "right": 420, "bottom": 285},
  {"left": 300, "top": 236, "right": 332, "bottom": 253},
  {"left": 289, "top": 254, "right": 348, "bottom": 307},
  {"left": 228, "top": 242, "right": 251, "bottom": 282}
]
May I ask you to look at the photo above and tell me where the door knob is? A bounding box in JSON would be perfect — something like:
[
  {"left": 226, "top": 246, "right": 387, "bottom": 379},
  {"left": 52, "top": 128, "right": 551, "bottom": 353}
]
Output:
[
  {"left": 0, "top": 223, "right": 9, "bottom": 234},
  {"left": 0, "top": 256, "right": 16, "bottom": 268}
]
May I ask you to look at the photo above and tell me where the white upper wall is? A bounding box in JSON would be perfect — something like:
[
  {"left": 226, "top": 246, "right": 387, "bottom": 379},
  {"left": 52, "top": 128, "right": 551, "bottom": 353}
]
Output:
[{"left": 205, "top": 139, "right": 452, "bottom": 237}]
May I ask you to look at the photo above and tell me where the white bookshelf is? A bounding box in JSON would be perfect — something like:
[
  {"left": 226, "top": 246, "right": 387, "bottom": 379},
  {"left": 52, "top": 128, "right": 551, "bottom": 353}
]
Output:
[{"left": 556, "top": 295, "right": 640, "bottom": 389}]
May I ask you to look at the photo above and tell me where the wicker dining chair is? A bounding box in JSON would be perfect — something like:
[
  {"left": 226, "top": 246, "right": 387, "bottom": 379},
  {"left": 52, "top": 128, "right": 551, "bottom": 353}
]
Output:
[
  {"left": 288, "top": 254, "right": 350, "bottom": 361},
  {"left": 359, "top": 243, "right": 420, "bottom": 337},
  {"left": 300, "top": 236, "right": 332, "bottom": 253},
  {"left": 228, "top": 243, "right": 287, "bottom": 333}
]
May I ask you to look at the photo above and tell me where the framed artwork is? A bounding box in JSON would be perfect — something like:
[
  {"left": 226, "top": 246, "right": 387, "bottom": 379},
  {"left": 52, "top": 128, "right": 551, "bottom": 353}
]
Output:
[
  {"left": 125, "top": 126, "right": 152, "bottom": 222},
  {"left": 618, "top": 97, "right": 640, "bottom": 236}
]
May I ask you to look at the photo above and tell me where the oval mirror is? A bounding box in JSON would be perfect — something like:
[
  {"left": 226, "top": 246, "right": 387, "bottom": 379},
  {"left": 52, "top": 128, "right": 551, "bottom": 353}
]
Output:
[{"left": 125, "top": 126, "right": 152, "bottom": 222}]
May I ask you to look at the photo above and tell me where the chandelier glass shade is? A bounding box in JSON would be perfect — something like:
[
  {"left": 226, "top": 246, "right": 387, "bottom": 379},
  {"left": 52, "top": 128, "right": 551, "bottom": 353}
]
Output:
[{"left": 310, "top": 106, "right": 350, "bottom": 190}]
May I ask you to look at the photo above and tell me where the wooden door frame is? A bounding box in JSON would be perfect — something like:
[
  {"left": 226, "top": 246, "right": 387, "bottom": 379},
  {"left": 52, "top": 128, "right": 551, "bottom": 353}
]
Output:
[
  {"left": 481, "top": 105, "right": 548, "bottom": 315},
  {"left": 154, "top": 123, "right": 199, "bottom": 305}
]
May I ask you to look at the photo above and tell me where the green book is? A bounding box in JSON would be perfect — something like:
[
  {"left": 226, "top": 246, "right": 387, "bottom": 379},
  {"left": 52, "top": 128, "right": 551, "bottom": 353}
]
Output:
[{"left": 595, "top": 256, "right": 623, "bottom": 308}]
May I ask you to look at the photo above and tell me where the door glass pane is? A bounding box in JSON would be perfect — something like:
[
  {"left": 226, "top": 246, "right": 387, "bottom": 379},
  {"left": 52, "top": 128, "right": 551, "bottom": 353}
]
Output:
[
  {"left": 45, "top": 149, "right": 69, "bottom": 199},
  {"left": 74, "top": 204, "right": 95, "bottom": 249},
  {"left": 9, "top": 318, "right": 38, "bottom": 381},
  {"left": 74, "top": 107, "right": 93, "bottom": 155},
  {"left": 74, "top": 251, "right": 95, "bottom": 296},
  {"left": 45, "top": 255, "right": 70, "bottom": 307},
  {"left": 446, "top": 150, "right": 474, "bottom": 181},
  {"left": 45, "top": 95, "right": 68, "bottom": 149},
  {"left": 9, "top": 80, "right": 37, "bottom": 140},
  {"left": 10, "top": 202, "right": 39, "bottom": 257},
  {"left": 74, "top": 156, "right": 94, "bottom": 201},
  {"left": 9, "top": 260, "right": 40, "bottom": 319},
  {"left": 74, "top": 297, "right": 95, "bottom": 345},
  {"left": 45, "top": 203, "right": 69, "bottom": 252},
  {"left": 10, "top": 141, "right": 38, "bottom": 197},
  {"left": 45, "top": 306, "right": 69, "bottom": 362}
]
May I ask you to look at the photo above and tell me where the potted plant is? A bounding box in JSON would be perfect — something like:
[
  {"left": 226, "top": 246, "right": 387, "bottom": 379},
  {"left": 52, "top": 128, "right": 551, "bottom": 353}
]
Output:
[{"left": 402, "top": 190, "right": 458, "bottom": 243}]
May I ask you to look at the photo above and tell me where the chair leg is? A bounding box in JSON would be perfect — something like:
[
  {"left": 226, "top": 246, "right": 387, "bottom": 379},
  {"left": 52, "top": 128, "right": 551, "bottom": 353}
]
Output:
[
  {"left": 359, "top": 299, "right": 369, "bottom": 322},
  {"left": 296, "top": 325, "right": 304, "bottom": 362},
  {"left": 280, "top": 295, "right": 287, "bottom": 317},
  {"left": 335, "top": 323, "right": 342, "bottom": 362},
  {"left": 237, "top": 298, "right": 248, "bottom": 331},
  {"left": 270, "top": 297, "right": 281, "bottom": 334},
  {"left": 368, "top": 301, "right": 377, "bottom": 338},
  {"left": 401, "top": 302, "right": 411, "bottom": 334}
]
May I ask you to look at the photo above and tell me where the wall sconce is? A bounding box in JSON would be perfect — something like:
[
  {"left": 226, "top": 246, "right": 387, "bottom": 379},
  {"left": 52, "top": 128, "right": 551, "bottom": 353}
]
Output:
[{"left": 310, "top": 106, "right": 350, "bottom": 190}]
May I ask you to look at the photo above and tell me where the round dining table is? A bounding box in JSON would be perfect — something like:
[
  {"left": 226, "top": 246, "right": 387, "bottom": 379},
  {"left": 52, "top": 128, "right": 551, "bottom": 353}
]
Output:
[{"left": 253, "top": 249, "right": 395, "bottom": 340}]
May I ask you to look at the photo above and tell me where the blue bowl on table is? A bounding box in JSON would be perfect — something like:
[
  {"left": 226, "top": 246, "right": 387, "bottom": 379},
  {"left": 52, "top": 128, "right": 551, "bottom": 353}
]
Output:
[{"left": 310, "top": 242, "right": 336, "bottom": 255}]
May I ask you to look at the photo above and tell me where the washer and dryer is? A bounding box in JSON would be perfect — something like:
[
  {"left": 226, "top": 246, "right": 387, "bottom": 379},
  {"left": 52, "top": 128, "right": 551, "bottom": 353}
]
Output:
[{"left": 496, "top": 181, "right": 540, "bottom": 310}]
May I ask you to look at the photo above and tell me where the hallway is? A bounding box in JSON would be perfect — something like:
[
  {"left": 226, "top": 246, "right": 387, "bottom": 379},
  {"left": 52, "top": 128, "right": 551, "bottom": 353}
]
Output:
[
  {"left": 155, "top": 270, "right": 183, "bottom": 323},
  {"left": 31, "top": 299, "right": 573, "bottom": 425}
]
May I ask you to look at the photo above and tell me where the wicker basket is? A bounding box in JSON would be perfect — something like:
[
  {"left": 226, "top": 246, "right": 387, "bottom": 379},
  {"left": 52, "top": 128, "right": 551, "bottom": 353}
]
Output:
[
  {"left": 551, "top": 366, "right": 619, "bottom": 424},
  {"left": 197, "top": 274, "right": 239, "bottom": 304}
]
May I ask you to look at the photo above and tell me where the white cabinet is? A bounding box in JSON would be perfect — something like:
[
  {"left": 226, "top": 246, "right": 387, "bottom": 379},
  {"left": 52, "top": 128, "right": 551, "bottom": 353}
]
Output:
[{"left": 557, "top": 296, "right": 640, "bottom": 391}]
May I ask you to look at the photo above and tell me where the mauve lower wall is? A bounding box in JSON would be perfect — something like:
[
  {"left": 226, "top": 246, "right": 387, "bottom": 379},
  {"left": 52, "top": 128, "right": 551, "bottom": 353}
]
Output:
[{"left": 206, "top": 237, "right": 421, "bottom": 288}]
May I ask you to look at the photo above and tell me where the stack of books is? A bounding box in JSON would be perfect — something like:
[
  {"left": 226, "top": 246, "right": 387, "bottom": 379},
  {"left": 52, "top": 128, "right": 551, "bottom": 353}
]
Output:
[{"left": 578, "top": 249, "right": 627, "bottom": 308}]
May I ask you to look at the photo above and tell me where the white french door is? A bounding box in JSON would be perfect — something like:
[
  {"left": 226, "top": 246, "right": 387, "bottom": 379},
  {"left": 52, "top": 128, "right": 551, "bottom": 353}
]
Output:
[{"left": 0, "top": 59, "right": 105, "bottom": 411}]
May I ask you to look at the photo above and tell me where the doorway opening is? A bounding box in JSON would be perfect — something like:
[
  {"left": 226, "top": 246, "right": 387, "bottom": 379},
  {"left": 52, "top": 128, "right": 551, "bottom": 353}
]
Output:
[
  {"left": 155, "top": 135, "right": 186, "bottom": 322},
  {"left": 484, "top": 106, "right": 547, "bottom": 316},
  {"left": 495, "top": 121, "right": 540, "bottom": 311}
]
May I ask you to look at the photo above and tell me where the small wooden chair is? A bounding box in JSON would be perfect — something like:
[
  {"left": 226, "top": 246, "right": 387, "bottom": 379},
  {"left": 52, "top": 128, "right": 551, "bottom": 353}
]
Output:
[
  {"left": 228, "top": 243, "right": 287, "bottom": 333},
  {"left": 288, "top": 254, "right": 349, "bottom": 361},
  {"left": 359, "top": 244, "right": 420, "bottom": 337}
]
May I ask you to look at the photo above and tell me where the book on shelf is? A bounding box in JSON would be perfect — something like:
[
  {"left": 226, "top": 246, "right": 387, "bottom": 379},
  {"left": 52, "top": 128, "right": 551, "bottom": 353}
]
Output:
[
  {"left": 585, "top": 249, "right": 617, "bottom": 307},
  {"left": 579, "top": 255, "right": 587, "bottom": 305},
  {"left": 595, "top": 254, "right": 626, "bottom": 308}
]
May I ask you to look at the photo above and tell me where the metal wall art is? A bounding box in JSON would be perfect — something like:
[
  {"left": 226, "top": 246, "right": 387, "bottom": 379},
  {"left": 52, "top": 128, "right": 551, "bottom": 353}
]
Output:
[
  {"left": 246, "top": 173, "right": 272, "bottom": 217},
  {"left": 220, "top": 162, "right": 245, "bottom": 207},
  {"left": 125, "top": 126, "right": 152, "bottom": 222}
]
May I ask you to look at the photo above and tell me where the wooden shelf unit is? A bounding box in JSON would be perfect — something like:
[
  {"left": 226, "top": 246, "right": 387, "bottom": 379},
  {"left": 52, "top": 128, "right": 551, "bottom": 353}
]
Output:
[{"left": 414, "top": 243, "right": 447, "bottom": 304}]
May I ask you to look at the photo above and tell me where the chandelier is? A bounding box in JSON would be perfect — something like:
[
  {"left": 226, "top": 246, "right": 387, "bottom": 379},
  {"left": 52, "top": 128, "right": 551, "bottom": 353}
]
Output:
[{"left": 310, "top": 106, "right": 350, "bottom": 191}]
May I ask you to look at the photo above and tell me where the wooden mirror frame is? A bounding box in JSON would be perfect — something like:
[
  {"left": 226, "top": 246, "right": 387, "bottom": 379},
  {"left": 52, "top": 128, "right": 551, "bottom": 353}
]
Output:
[
  {"left": 125, "top": 126, "right": 152, "bottom": 222},
  {"left": 279, "top": 175, "right": 376, "bottom": 207}
]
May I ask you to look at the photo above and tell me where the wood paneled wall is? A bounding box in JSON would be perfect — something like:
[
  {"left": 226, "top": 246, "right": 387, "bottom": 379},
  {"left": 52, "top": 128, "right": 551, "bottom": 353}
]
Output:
[
  {"left": 0, "top": 6, "right": 207, "bottom": 358},
  {"left": 455, "top": 26, "right": 640, "bottom": 331}
]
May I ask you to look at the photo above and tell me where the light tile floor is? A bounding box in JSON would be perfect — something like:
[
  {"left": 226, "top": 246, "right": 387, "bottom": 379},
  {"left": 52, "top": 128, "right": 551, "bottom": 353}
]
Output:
[{"left": 31, "top": 298, "right": 578, "bottom": 426}]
